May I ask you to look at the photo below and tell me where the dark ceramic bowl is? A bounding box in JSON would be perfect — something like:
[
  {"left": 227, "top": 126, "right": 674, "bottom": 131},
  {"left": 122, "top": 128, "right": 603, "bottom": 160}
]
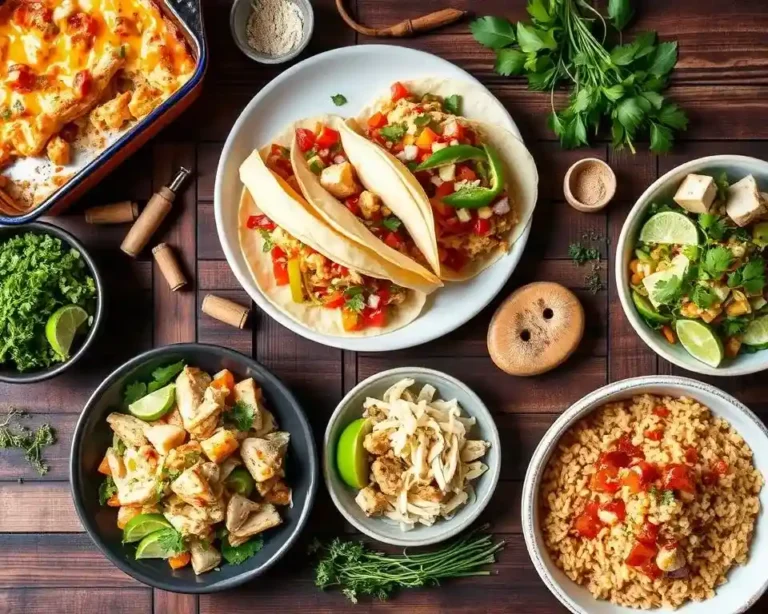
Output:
[
  {"left": 70, "top": 344, "right": 318, "bottom": 593},
  {"left": 0, "top": 221, "right": 104, "bottom": 383}
]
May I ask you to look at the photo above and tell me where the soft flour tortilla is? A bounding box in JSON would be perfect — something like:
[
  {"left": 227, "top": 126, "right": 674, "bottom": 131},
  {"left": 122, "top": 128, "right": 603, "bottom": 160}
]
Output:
[
  {"left": 350, "top": 78, "right": 539, "bottom": 281},
  {"left": 290, "top": 115, "right": 442, "bottom": 282},
  {"left": 238, "top": 152, "right": 429, "bottom": 338}
]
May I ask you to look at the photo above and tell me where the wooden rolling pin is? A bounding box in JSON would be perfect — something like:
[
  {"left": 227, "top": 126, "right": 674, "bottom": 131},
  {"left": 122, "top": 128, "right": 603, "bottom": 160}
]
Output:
[{"left": 335, "top": 0, "right": 466, "bottom": 37}]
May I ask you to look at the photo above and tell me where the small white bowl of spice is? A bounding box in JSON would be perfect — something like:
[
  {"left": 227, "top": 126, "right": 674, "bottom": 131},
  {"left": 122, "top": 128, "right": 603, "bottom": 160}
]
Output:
[
  {"left": 564, "top": 158, "right": 617, "bottom": 213},
  {"left": 230, "top": 0, "right": 313, "bottom": 64}
]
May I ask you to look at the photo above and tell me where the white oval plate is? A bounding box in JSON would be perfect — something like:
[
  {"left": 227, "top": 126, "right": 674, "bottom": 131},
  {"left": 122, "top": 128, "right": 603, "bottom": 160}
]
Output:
[{"left": 214, "top": 44, "right": 532, "bottom": 351}]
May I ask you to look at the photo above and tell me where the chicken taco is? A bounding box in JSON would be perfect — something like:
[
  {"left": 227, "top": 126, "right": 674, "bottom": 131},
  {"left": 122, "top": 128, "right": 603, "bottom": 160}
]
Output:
[
  {"left": 289, "top": 115, "right": 442, "bottom": 281},
  {"left": 347, "top": 78, "right": 539, "bottom": 281},
  {"left": 239, "top": 142, "right": 438, "bottom": 337}
]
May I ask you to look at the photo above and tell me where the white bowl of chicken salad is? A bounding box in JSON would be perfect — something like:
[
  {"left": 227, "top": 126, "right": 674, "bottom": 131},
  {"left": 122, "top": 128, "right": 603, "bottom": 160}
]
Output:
[
  {"left": 617, "top": 155, "right": 768, "bottom": 376},
  {"left": 70, "top": 344, "right": 317, "bottom": 593},
  {"left": 323, "top": 367, "right": 501, "bottom": 547}
]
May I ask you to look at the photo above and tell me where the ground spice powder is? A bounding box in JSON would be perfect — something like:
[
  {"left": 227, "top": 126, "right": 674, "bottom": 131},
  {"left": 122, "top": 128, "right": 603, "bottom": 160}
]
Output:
[
  {"left": 572, "top": 163, "right": 609, "bottom": 207},
  {"left": 246, "top": 0, "right": 304, "bottom": 57}
]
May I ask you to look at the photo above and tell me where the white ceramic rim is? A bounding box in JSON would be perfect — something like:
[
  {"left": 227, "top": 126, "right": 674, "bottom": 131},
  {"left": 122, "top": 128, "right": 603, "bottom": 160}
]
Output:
[
  {"left": 521, "top": 375, "right": 768, "bottom": 614},
  {"left": 214, "top": 44, "right": 531, "bottom": 352},
  {"left": 614, "top": 154, "right": 768, "bottom": 376},
  {"left": 322, "top": 366, "right": 502, "bottom": 547}
]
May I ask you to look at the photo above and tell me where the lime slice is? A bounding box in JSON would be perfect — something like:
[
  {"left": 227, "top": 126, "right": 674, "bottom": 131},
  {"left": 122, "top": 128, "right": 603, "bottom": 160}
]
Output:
[
  {"left": 632, "top": 291, "right": 670, "bottom": 323},
  {"left": 128, "top": 383, "right": 176, "bottom": 421},
  {"left": 45, "top": 305, "right": 89, "bottom": 358},
  {"left": 135, "top": 528, "right": 183, "bottom": 560},
  {"left": 639, "top": 211, "right": 699, "bottom": 246},
  {"left": 123, "top": 513, "right": 172, "bottom": 544},
  {"left": 743, "top": 315, "right": 768, "bottom": 346},
  {"left": 336, "top": 418, "right": 372, "bottom": 489},
  {"left": 676, "top": 320, "right": 724, "bottom": 368}
]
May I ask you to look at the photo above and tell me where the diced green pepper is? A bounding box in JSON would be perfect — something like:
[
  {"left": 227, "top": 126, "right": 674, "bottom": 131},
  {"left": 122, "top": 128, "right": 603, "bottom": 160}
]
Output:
[{"left": 415, "top": 144, "right": 485, "bottom": 171}]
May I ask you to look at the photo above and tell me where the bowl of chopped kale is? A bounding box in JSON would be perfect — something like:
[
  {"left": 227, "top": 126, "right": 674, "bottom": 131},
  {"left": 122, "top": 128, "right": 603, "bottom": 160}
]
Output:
[{"left": 0, "top": 222, "right": 103, "bottom": 383}]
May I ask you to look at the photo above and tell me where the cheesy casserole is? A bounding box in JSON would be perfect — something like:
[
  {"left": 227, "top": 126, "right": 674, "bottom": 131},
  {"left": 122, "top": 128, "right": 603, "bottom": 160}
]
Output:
[{"left": 0, "top": 0, "right": 195, "bottom": 171}]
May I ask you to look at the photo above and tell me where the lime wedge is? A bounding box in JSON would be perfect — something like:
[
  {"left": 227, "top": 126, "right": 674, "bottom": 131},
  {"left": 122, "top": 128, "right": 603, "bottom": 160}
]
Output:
[
  {"left": 676, "top": 319, "right": 724, "bottom": 367},
  {"left": 743, "top": 315, "right": 768, "bottom": 346},
  {"left": 135, "top": 528, "right": 184, "bottom": 560},
  {"left": 128, "top": 383, "right": 176, "bottom": 421},
  {"left": 336, "top": 418, "right": 372, "bottom": 488},
  {"left": 632, "top": 291, "right": 670, "bottom": 323},
  {"left": 123, "top": 513, "right": 172, "bottom": 544},
  {"left": 45, "top": 305, "right": 89, "bottom": 358},
  {"left": 639, "top": 211, "right": 699, "bottom": 246}
]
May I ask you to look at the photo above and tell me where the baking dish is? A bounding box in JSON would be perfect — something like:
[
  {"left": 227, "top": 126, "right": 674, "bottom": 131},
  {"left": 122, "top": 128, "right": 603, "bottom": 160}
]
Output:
[{"left": 0, "top": 0, "right": 208, "bottom": 225}]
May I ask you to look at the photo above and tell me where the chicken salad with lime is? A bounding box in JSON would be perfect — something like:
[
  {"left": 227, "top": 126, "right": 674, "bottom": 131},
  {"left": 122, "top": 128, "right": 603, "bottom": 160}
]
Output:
[
  {"left": 97, "top": 361, "right": 292, "bottom": 574},
  {"left": 629, "top": 172, "right": 768, "bottom": 368}
]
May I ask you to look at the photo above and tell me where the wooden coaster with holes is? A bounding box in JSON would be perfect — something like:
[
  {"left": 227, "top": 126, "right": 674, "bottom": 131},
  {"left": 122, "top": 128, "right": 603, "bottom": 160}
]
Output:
[{"left": 487, "top": 282, "right": 585, "bottom": 376}]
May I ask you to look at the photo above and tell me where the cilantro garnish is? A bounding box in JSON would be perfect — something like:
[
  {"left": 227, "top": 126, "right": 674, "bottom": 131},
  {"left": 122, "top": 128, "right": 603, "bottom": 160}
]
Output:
[
  {"left": 413, "top": 114, "right": 432, "bottom": 127},
  {"left": 728, "top": 258, "right": 765, "bottom": 295},
  {"left": 653, "top": 275, "right": 683, "bottom": 306},
  {"left": 123, "top": 382, "right": 147, "bottom": 406},
  {"left": 381, "top": 217, "right": 402, "bottom": 232},
  {"left": 568, "top": 243, "right": 600, "bottom": 265},
  {"left": 259, "top": 229, "right": 274, "bottom": 252},
  {"left": 224, "top": 401, "right": 255, "bottom": 432},
  {"left": 99, "top": 476, "right": 117, "bottom": 506},
  {"left": 123, "top": 360, "right": 186, "bottom": 404},
  {"left": 344, "top": 287, "right": 366, "bottom": 313},
  {"left": 331, "top": 94, "right": 348, "bottom": 107},
  {"left": 220, "top": 532, "right": 264, "bottom": 565},
  {"left": 156, "top": 529, "right": 187, "bottom": 556},
  {"left": 698, "top": 213, "right": 727, "bottom": 241},
  {"left": 691, "top": 284, "right": 718, "bottom": 310},
  {"left": 442, "top": 94, "right": 462, "bottom": 115},
  {"left": 701, "top": 246, "right": 733, "bottom": 278},
  {"left": 379, "top": 123, "right": 407, "bottom": 142}
]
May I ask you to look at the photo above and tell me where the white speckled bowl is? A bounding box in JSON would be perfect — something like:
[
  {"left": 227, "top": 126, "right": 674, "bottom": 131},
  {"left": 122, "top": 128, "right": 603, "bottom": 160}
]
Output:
[
  {"left": 522, "top": 376, "right": 768, "bottom": 614},
  {"left": 230, "top": 0, "right": 313, "bottom": 64},
  {"left": 324, "top": 367, "right": 501, "bottom": 547},
  {"left": 615, "top": 155, "right": 768, "bottom": 376}
]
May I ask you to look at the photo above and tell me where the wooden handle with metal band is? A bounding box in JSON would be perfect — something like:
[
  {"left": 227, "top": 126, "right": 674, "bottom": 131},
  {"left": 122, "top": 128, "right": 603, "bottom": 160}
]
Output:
[{"left": 335, "top": 0, "right": 466, "bottom": 37}]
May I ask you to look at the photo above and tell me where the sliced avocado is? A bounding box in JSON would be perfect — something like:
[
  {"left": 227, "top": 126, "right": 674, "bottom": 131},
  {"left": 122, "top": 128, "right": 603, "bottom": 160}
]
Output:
[{"left": 633, "top": 291, "right": 671, "bottom": 323}]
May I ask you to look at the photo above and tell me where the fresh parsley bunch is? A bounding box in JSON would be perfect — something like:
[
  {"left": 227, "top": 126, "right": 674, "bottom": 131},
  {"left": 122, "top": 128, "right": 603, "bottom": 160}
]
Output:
[{"left": 471, "top": 0, "right": 688, "bottom": 153}]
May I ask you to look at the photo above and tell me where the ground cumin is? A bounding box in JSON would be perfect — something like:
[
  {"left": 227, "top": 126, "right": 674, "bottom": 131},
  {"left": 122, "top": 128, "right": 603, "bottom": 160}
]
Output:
[{"left": 571, "top": 162, "right": 609, "bottom": 207}]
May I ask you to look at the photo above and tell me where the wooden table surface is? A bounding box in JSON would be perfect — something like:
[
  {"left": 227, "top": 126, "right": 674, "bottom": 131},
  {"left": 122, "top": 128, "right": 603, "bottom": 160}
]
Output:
[{"left": 2, "top": 1, "right": 768, "bottom": 612}]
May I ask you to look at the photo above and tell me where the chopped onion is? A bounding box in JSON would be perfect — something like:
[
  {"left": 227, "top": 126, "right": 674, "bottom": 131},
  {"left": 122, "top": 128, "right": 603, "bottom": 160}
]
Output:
[
  {"left": 403, "top": 145, "right": 419, "bottom": 161},
  {"left": 333, "top": 154, "right": 346, "bottom": 164},
  {"left": 367, "top": 294, "right": 381, "bottom": 309},
  {"left": 493, "top": 197, "right": 510, "bottom": 215},
  {"left": 430, "top": 176, "right": 444, "bottom": 187}
]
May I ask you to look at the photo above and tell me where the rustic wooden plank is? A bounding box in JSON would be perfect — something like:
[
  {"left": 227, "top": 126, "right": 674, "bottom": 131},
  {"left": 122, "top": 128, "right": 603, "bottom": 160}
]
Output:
[
  {"left": 0, "top": 534, "right": 139, "bottom": 588},
  {"left": 153, "top": 142, "right": 197, "bottom": 345},
  {"left": 0, "top": 588, "right": 151, "bottom": 614},
  {"left": 0, "top": 413, "right": 74, "bottom": 481},
  {"left": 155, "top": 591, "right": 198, "bottom": 614},
  {"left": 0, "top": 483, "right": 80, "bottom": 533},
  {"left": 658, "top": 141, "right": 768, "bottom": 174},
  {"left": 197, "top": 203, "right": 223, "bottom": 260},
  {"left": 198, "top": 261, "right": 244, "bottom": 290},
  {"left": 197, "top": 143, "right": 221, "bottom": 204}
]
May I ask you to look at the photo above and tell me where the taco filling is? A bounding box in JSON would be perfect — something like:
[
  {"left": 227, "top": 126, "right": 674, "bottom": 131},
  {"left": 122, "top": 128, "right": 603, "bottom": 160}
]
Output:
[
  {"left": 290, "top": 122, "right": 428, "bottom": 265},
  {"left": 243, "top": 211, "right": 407, "bottom": 332},
  {"left": 362, "top": 82, "right": 517, "bottom": 273}
]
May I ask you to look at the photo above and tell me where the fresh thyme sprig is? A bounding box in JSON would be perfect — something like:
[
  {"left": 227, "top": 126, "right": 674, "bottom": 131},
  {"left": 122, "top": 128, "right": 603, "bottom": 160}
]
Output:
[{"left": 0, "top": 408, "right": 57, "bottom": 476}]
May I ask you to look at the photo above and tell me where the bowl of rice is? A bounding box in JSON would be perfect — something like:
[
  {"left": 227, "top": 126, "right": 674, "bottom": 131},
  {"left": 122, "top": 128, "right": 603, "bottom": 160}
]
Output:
[{"left": 522, "top": 376, "right": 768, "bottom": 613}]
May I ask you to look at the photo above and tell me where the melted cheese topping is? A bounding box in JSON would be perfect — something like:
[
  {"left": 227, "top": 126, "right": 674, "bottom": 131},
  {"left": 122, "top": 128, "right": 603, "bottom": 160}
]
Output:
[{"left": 0, "top": 0, "right": 195, "bottom": 161}]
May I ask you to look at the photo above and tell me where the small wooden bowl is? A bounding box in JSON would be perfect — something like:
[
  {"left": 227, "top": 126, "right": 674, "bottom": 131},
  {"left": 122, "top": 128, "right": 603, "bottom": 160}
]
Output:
[{"left": 564, "top": 158, "right": 616, "bottom": 213}]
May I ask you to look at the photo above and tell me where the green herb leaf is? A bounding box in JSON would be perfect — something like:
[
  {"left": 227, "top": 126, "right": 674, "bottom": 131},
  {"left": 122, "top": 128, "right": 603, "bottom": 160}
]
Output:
[
  {"left": 150, "top": 360, "right": 185, "bottom": 389},
  {"left": 721, "top": 317, "right": 750, "bottom": 337},
  {"left": 691, "top": 284, "right": 718, "bottom": 309},
  {"left": 698, "top": 213, "right": 727, "bottom": 241},
  {"left": 516, "top": 22, "right": 556, "bottom": 53},
  {"left": 649, "top": 122, "right": 673, "bottom": 154},
  {"left": 494, "top": 47, "right": 526, "bottom": 76},
  {"left": 225, "top": 401, "right": 255, "bottom": 432},
  {"left": 443, "top": 94, "right": 462, "bottom": 115},
  {"left": 156, "top": 529, "right": 186, "bottom": 556},
  {"left": 124, "top": 382, "right": 148, "bottom": 406},
  {"left": 702, "top": 246, "right": 733, "bottom": 278},
  {"left": 99, "top": 476, "right": 117, "bottom": 506},
  {"left": 259, "top": 228, "right": 274, "bottom": 253},
  {"left": 731, "top": 258, "right": 766, "bottom": 295},
  {"left": 661, "top": 489, "right": 676, "bottom": 505},
  {"left": 653, "top": 275, "right": 683, "bottom": 305},
  {"left": 657, "top": 103, "right": 689, "bottom": 131},
  {"left": 413, "top": 114, "right": 432, "bottom": 127},
  {"left": 379, "top": 123, "right": 407, "bottom": 142},
  {"left": 469, "top": 16, "right": 516, "bottom": 50},
  {"left": 527, "top": 0, "right": 552, "bottom": 23},
  {"left": 331, "top": 94, "right": 348, "bottom": 107},
  {"left": 221, "top": 533, "right": 264, "bottom": 565},
  {"left": 381, "top": 217, "right": 402, "bottom": 232},
  {"left": 0, "top": 409, "right": 56, "bottom": 476},
  {"left": 616, "top": 97, "right": 645, "bottom": 135},
  {"left": 610, "top": 43, "right": 637, "bottom": 66},
  {"left": 344, "top": 291, "right": 365, "bottom": 313},
  {"left": 715, "top": 172, "right": 730, "bottom": 202},
  {"left": 569, "top": 243, "right": 601, "bottom": 265},
  {"left": 648, "top": 42, "right": 679, "bottom": 77},
  {"left": 608, "top": 0, "right": 635, "bottom": 31}
]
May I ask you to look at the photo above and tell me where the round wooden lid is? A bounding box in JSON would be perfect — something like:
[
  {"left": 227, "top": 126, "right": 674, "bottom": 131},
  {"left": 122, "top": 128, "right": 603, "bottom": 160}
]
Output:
[{"left": 487, "top": 282, "right": 585, "bottom": 376}]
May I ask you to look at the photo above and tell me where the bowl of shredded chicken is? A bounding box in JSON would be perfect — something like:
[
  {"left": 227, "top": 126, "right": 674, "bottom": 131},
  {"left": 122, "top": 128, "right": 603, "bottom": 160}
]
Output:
[{"left": 324, "top": 368, "right": 501, "bottom": 546}]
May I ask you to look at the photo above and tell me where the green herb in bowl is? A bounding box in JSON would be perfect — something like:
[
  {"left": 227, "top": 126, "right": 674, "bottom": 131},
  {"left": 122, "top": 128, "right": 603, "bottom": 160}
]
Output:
[{"left": 0, "top": 231, "right": 96, "bottom": 372}]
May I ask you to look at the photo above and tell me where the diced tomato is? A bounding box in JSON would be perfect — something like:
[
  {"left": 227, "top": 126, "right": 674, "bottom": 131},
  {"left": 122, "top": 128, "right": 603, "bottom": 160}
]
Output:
[
  {"left": 419, "top": 150, "right": 432, "bottom": 163},
  {"left": 316, "top": 126, "right": 340, "bottom": 149},
  {"left": 67, "top": 12, "right": 99, "bottom": 42},
  {"left": 7, "top": 64, "right": 35, "bottom": 93},
  {"left": 631, "top": 460, "right": 659, "bottom": 483},
  {"left": 322, "top": 291, "right": 345, "bottom": 309},
  {"left": 662, "top": 463, "right": 696, "bottom": 493},
  {"left": 295, "top": 128, "right": 316, "bottom": 152},
  {"left": 367, "top": 112, "right": 388, "bottom": 130},
  {"left": 442, "top": 248, "right": 467, "bottom": 272},
  {"left": 645, "top": 428, "right": 664, "bottom": 441},
  {"left": 330, "top": 263, "right": 349, "bottom": 277},
  {"left": 376, "top": 286, "right": 391, "bottom": 305},
  {"left": 701, "top": 470, "right": 718, "bottom": 486},
  {"left": 456, "top": 165, "right": 477, "bottom": 182},
  {"left": 599, "top": 500, "right": 626, "bottom": 523},
  {"left": 573, "top": 500, "right": 602, "bottom": 539},
  {"left": 384, "top": 232, "right": 403, "bottom": 250},
  {"left": 247, "top": 214, "right": 276, "bottom": 231},
  {"left": 344, "top": 196, "right": 361, "bottom": 216},
  {"left": 390, "top": 81, "right": 410, "bottom": 102},
  {"left": 435, "top": 181, "right": 456, "bottom": 200},
  {"left": 415, "top": 127, "right": 439, "bottom": 150},
  {"left": 341, "top": 308, "right": 363, "bottom": 332},
  {"left": 73, "top": 70, "right": 93, "bottom": 98},
  {"left": 712, "top": 459, "right": 729, "bottom": 475},
  {"left": 652, "top": 405, "right": 670, "bottom": 418},
  {"left": 473, "top": 218, "right": 491, "bottom": 236},
  {"left": 598, "top": 450, "right": 631, "bottom": 470},
  {"left": 270, "top": 143, "right": 289, "bottom": 159},
  {"left": 625, "top": 541, "right": 658, "bottom": 567},
  {"left": 443, "top": 120, "right": 465, "bottom": 141},
  {"left": 271, "top": 247, "right": 289, "bottom": 286},
  {"left": 463, "top": 128, "right": 477, "bottom": 145},
  {"left": 590, "top": 466, "right": 620, "bottom": 494},
  {"left": 13, "top": 4, "right": 53, "bottom": 31},
  {"left": 621, "top": 470, "right": 643, "bottom": 494},
  {"left": 636, "top": 521, "right": 660, "bottom": 546},
  {"left": 684, "top": 447, "right": 698, "bottom": 464},
  {"left": 615, "top": 434, "right": 645, "bottom": 459},
  {"left": 639, "top": 560, "right": 663, "bottom": 580},
  {"left": 363, "top": 307, "right": 387, "bottom": 328},
  {"left": 211, "top": 370, "right": 235, "bottom": 392},
  {"left": 431, "top": 199, "right": 454, "bottom": 220}
]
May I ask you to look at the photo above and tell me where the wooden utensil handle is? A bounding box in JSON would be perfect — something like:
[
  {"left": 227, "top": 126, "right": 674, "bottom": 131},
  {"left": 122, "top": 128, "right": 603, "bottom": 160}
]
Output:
[{"left": 336, "top": 0, "right": 466, "bottom": 37}]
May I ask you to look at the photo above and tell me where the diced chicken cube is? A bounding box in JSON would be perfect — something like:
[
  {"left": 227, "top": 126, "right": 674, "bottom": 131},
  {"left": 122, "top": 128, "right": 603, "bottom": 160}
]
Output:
[
  {"left": 228, "top": 503, "right": 282, "bottom": 547},
  {"left": 726, "top": 175, "right": 766, "bottom": 226},
  {"left": 171, "top": 465, "right": 216, "bottom": 508},
  {"left": 319, "top": 162, "right": 360, "bottom": 199},
  {"left": 189, "top": 539, "right": 221, "bottom": 575},
  {"left": 144, "top": 424, "right": 186, "bottom": 455},
  {"left": 363, "top": 429, "right": 390, "bottom": 456},
  {"left": 240, "top": 435, "right": 288, "bottom": 482},
  {"left": 166, "top": 441, "right": 203, "bottom": 472},
  {"left": 232, "top": 378, "right": 263, "bottom": 432},
  {"left": 106, "top": 413, "right": 148, "bottom": 448},
  {"left": 46, "top": 136, "right": 70, "bottom": 166},
  {"left": 411, "top": 484, "right": 444, "bottom": 503},
  {"left": 355, "top": 485, "right": 388, "bottom": 517},
  {"left": 263, "top": 480, "right": 292, "bottom": 506},
  {"left": 371, "top": 454, "right": 403, "bottom": 496},
  {"left": 90, "top": 91, "right": 133, "bottom": 132},
  {"left": 673, "top": 174, "right": 716, "bottom": 214},
  {"left": 200, "top": 429, "right": 239, "bottom": 464},
  {"left": 358, "top": 191, "right": 382, "bottom": 220},
  {"left": 117, "top": 504, "right": 160, "bottom": 529},
  {"left": 254, "top": 475, "right": 281, "bottom": 497},
  {"left": 225, "top": 494, "right": 261, "bottom": 534},
  {"left": 252, "top": 408, "right": 277, "bottom": 437}
]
